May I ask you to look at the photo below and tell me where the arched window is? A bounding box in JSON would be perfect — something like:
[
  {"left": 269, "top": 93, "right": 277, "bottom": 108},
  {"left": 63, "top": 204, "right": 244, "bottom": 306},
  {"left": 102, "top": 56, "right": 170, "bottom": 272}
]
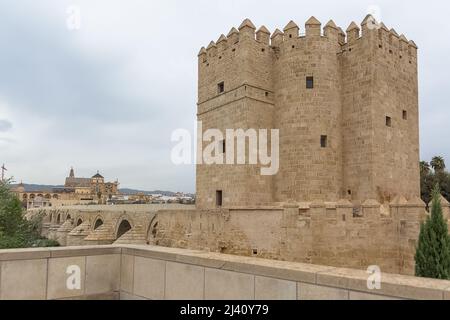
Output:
[{"left": 76, "top": 218, "right": 83, "bottom": 227}]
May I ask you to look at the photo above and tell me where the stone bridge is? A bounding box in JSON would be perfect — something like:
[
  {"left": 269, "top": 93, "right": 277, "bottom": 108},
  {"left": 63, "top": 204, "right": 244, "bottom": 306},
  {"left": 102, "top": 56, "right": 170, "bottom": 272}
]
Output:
[{"left": 29, "top": 204, "right": 196, "bottom": 246}]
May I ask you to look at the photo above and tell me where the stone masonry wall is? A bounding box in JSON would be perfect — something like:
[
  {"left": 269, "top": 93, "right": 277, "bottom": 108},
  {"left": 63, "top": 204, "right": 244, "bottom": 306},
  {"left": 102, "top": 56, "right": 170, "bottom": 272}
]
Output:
[{"left": 148, "top": 197, "right": 446, "bottom": 276}]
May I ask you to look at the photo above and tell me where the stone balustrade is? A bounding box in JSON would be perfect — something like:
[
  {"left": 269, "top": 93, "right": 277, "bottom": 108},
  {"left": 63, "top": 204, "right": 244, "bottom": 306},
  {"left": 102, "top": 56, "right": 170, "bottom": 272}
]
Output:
[{"left": 1, "top": 245, "right": 450, "bottom": 300}]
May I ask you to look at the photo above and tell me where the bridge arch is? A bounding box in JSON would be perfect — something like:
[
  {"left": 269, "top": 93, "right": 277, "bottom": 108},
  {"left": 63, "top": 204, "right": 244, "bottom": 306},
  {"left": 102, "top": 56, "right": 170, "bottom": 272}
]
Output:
[
  {"left": 116, "top": 216, "right": 133, "bottom": 239},
  {"left": 146, "top": 216, "right": 159, "bottom": 244},
  {"left": 75, "top": 217, "right": 83, "bottom": 227},
  {"left": 93, "top": 216, "right": 104, "bottom": 230}
]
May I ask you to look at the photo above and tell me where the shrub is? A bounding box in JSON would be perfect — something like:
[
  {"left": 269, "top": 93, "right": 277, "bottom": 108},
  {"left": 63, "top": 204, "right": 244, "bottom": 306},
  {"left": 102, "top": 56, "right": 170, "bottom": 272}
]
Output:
[
  {"left": 415, "top": 185, "right": 450, "bottom": 279},
  {"left": 0, "top": 179, "right": 59, "bottom": 249}
]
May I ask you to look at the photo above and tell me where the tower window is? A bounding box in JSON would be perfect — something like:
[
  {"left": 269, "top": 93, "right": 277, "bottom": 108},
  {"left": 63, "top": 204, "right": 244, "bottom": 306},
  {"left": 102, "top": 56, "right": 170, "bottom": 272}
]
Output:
[
  {"left": 220, "top": 140, "right": 226, "bottom": 154},
  {"left": 320, "top": 135, "right": 328, "bottom": 148},
  {"left": 216, "top": 190, "right": 223, "bottom": 207},
  {"left": 218, "top": 82, "right": 225, "bottom": 94},
  {"left": 386, "top": 116, "right": 392, "bottom": 127},
  {"left": 403, "top": 110, "right": 408, "bottom": 120},
  {"left": 306, "top": 76, "right": 314, "bottom": 89}
]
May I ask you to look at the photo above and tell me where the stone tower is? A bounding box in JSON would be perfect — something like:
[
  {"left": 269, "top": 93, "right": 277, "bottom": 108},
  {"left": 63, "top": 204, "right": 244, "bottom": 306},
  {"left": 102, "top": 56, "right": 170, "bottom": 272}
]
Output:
[{"left": 196, "top": 15, "right": 420, "bottom": 209}]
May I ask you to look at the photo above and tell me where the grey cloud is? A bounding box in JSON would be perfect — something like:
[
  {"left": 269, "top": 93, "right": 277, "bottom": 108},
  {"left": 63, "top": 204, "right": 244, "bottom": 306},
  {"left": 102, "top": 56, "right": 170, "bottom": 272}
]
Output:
[
  {"left": 0, "top": 119, "right": 13, "bottom": 132},
  {"left": 0, "top": 0, "right": 449, "bottom": 193}
]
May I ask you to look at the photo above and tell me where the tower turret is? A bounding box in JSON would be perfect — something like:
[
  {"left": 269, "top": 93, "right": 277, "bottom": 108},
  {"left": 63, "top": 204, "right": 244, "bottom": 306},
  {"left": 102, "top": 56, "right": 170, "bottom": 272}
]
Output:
[
  {"left": 227, "top": 27, "right": 239, "bottom": 44},
  {"left": 216, "top": 34, "right": 228, "bottom": 51},
  {"left": 271, "top": 29, "right": 284, "bottom": 46},
  {"left": 305, "top": 16, "right": 321, "bottom": 37},
  {"left": 346, "top": 22, "right": 360, "bottom": 43},
  {"left": 324, "top": 20, "right": 339, "bottom": 41},
  {"left": 283, "top": 20, "right": 299, "bottom": 39},
  {"left": 256, "top": 26, "right": 270, "bottom": 45},
  {"left": 238, "top": 18, "right": 256, "bottom": 40}
]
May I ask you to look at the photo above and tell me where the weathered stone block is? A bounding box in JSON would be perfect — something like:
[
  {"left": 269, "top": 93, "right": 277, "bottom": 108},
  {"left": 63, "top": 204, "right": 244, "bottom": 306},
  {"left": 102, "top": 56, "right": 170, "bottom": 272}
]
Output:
[
  {"left": 205, "top": 268, "right": 254, "bottom": 300},
  {"left": 85, "top": 254, "right": 120, "bottom": 295},
  {"left": 47, "top": 256, "right": 86, "bottom": 300},
  {"left": 120, "top": 254, "right": 134, "bottom": 293},
  {"left": 255, "top": 276, "right": 296, "bottom": 300},
  {"left": 349, "top": 291, "right": 401, "bottom": 300},
  {"left": 0, "top": 259, "right": 47, "bottom": 300},
  {"left": 133, "top": 257, "right": 165, "bottom": 300},
  {"left": 298, "top": 283, "right": 349, "bottom": 300},
  {"left": 165, "top": 262, "right": 205, "bottom": 300}
]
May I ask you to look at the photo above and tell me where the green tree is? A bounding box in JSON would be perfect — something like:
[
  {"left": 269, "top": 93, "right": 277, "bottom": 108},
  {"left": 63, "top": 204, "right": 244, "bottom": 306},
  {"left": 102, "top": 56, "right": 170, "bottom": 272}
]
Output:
[
  {"left": 415, "top": 185, "right": 450, "bottom": 279},
  {"left": 431, "top": 156, "right": 446, "bottom": 173},
  {"left": 420, "top": 161, "right": 435, "bottom": 206},
  {"left": 420, "top": 161, "right": 431, "bottom": 176},
  {"left": 420, "top": 157, "right": 450, "bottom": 205},
  {"left": 0, "top": 179, "right": 59, "bottom": 249}
]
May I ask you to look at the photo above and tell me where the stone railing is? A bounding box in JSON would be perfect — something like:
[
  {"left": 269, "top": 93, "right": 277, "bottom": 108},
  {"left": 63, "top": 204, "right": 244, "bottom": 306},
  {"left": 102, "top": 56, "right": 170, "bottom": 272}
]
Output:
[{"left": 0, "top": 245, "right": 449, "bottom": 300}]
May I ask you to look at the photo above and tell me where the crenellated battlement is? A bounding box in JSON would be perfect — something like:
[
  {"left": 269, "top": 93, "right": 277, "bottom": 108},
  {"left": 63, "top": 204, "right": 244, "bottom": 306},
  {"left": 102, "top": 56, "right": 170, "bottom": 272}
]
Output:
[{"left": 199, "top": 15, "right": 418, "bottom": 62}]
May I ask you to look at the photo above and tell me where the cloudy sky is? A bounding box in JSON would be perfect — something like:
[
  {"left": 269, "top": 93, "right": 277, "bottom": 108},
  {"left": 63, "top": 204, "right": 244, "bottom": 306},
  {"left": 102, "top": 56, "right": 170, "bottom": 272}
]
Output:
[{"left": 0, "top": 0, "right": 448, "bottom": 193}]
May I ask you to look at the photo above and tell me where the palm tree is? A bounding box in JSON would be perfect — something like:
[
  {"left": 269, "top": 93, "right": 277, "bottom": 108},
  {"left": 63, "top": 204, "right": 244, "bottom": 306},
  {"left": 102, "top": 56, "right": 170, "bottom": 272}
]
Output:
[
  {"left": 420, "top": 161, "right": 431, "bottom": 176},
  {"left": 431, "top": 156, "right": 446, "bottom": 172}
]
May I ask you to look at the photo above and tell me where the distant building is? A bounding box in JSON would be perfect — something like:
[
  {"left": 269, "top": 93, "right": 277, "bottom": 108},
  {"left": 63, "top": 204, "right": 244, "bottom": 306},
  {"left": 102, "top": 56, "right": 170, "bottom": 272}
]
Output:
[
  {"left": 12, "top": 167, "right": 120, "bottom": 208},
  {"left": 64, "top": 168, "right": 119, "bottom": 202}
]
